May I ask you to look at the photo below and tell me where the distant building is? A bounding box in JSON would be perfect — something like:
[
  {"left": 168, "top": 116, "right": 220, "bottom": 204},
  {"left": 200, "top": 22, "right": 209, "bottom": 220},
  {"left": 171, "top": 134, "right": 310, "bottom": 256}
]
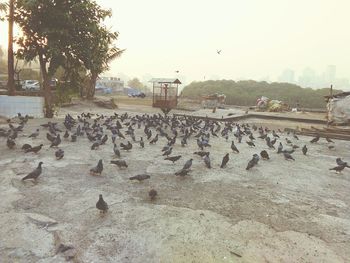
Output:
[
  {"left": 324, "top": 65, "right": 336, "bottom": 85},
  {"left": 278, "top": 69, "right": 295, "bottom": 83},
  {"left": 96, "top": 77, "right": 124, "bottom": 93}
]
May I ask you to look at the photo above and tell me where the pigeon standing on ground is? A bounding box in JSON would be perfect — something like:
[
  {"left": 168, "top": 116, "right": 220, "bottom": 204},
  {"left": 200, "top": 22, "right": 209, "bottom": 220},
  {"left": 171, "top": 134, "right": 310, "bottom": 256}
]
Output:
[
  {"left": 220, "top": 153, "right": 229, "bottom": 168},
  {"left": 129, "top": 174, "right": 150, "bottom": 182},
  {"left": 329, "top": 165, "right": 346, "bottom": 173},
  {"left": 96, "top": 194, "right": 108, "bottom": 214},
  {"left": 164, "top": 155, "right": 182, "bottom": 163},
  {"left": 90, "top": 159, "right": 103, "bottom": 175},
  {"left": 260, "top": 150, "right": 270, "bottom": 160},
  {"left": 29, "top": 129, "right": 40, "bottom": 139},
  {"left": 113, "top": 143, "right": 120, "bottom": 158},
  {"left": 25, "top": 144, "right": 43, "bottom": 154},
  {"left": 283, "top": 152, "right": 295, "bottom": 161},
  {"left": 336, "top": 158, "right": 350, "bottom": 168},
  {"left": 310, "top": 135, "right": 320, "bottom": 143},
  {"left": 149, "top": 189, "right": 157, "bottom": 200},
  {"left": 302, "top": 145, "right": 308, "bottom": 155},
  {"left": 6, "top": 138, "right": 15, "bottom": 149},
  {"left": 55, "top": 149, "right": 64, "bottom": 160},
  {"left": 231, "top": 141, "right": 239, "bottom": 153},
  {"left": 182, "top": 159, "right": 193, "bottom": 170},
  {"left": 203, "top": 153, "right": 211, "bottom": 168},
  {"left": 110, "top": 160, "right": 128, "bottom": 169},
  {"left": 22, "top": 162, "right": 43, "bottom": 181}
]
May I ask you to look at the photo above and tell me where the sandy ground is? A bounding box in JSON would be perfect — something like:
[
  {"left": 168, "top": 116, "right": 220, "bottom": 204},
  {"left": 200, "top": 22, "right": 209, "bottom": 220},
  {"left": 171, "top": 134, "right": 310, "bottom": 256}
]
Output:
[{"left": 0, "top": 103, "right": 350, "bottom": 263}]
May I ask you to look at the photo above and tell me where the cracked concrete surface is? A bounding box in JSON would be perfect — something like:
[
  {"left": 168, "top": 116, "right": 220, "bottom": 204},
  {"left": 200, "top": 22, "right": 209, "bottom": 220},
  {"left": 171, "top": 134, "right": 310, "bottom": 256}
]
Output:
[{"left": 0, "top": 106, "right": 349, "bottom": 262}]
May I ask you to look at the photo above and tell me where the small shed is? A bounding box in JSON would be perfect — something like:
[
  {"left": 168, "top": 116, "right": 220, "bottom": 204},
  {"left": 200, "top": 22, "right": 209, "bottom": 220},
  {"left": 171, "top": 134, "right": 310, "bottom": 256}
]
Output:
[
  {"left": 325, "top": 92, "right": 350, "bottom": 125},
  {"left": 149, "top": 78, "right": 181, "bottom": 114}
]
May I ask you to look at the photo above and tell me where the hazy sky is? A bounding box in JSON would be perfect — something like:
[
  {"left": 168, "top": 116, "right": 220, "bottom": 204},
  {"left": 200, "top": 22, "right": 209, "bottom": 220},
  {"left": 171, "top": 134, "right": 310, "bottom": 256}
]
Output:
[{"left": 1, "top": 0, "right": 350, "bottom": 85}]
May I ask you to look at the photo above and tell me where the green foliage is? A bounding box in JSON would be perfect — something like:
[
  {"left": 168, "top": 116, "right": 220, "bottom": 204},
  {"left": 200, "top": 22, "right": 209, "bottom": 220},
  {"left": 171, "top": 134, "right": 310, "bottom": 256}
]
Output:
[
  {"left": 54, "top": 82, "right": 79, "bottom": 105},
  {"left": 127, "top": 77, "right": 150, "bottom": 92},
  {"left": 182, "top": 80, "right": 342, "bottom": 109},
  {"left": 18, "top": 68, "right": 40, "bottom": 80}
]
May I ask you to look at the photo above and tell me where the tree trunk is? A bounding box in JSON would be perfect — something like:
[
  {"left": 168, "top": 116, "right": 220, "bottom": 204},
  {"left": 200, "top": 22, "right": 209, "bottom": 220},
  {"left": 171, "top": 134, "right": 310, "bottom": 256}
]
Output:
[
  {"left": 87, "top": 72, "right": 97, "bottom": 100},
  {"left": 7, "top": 0, "right": 15, "bottom": 96},
  {"left": 38, "top": 53, "right": 54, "bottom": 118}
]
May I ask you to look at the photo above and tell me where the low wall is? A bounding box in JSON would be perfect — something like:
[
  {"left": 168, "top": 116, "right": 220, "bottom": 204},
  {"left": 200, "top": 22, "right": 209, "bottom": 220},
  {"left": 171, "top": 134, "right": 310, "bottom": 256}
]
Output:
[{"left": 0, "top": 95, "right": 44, "bottom": 118}]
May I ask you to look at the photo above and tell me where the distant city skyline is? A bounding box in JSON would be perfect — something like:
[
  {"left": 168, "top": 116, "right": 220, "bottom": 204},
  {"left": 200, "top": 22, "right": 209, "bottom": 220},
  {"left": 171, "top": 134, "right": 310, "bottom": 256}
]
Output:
[{"left": 1, "top": 0, "right": 350, "bottom": 91}]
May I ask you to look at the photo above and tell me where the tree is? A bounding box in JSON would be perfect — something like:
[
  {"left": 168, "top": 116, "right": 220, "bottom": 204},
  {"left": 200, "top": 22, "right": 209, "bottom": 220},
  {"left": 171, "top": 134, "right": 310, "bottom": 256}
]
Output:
[
  {"left": 70, "top": 2, "right": 124, "bottom": 99},
  {"left": 14, "top": 0, "right": 121, "bottom": 116},
  {"left": 1, "top": 0, "right": 15, "bottom": 95}
]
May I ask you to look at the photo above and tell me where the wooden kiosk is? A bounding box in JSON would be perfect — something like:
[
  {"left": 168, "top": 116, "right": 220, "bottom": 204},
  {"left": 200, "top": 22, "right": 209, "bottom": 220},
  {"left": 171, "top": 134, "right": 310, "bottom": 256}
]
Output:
[{"left": 150, "top": 78, "right": 181, "bottom": 114}]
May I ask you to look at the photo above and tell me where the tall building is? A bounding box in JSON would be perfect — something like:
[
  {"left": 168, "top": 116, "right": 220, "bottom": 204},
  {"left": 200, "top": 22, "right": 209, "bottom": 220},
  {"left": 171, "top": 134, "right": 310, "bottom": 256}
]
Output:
[
  {"left": 324, "top": 65, "right": 336, "bottom": 85},
  {"left": 278, "top": 69, "right": 295, "bottom": 83}
]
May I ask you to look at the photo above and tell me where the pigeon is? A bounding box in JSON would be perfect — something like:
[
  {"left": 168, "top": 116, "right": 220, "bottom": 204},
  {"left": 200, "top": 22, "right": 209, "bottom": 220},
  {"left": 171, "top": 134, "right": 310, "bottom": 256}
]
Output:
[
  {"left": 310, "top": 135, "right": 320, "bottom": 143},
  {"left": 129, "top": 174, "right": 150, "bottom": 182},
  {"left": 63, "top": 130, "right": 69, "bottom": 139},
  {"left": 22, "top": 162, "right": 43, "bottom": 181},
  {"left": 90, "top": 159, "right": 103, "bottom": 175},
  {"left": 91, "top": 142, "right": 100, "bottom": 150},
  {"left": 231, "top": 141, "right": 239, "bottom": 153},
  {"left": 113, "top": 143, "right": 121, "bottom": 158},
  {"left": 25, "top": 144, "right": 43, "bottom": 154},
  {"left": 21, "top": 144, "right": 32, "bottom": 151},
  {"left": 329, "top": 165, "right": 346, "bottom": 173},
  {"left": 162, "top": 147, "right": 173, "bottom": 156},
  {"left": 328, "top": 145, "right": 335, "bottom": 150},
  {"left": 55, "top": 149, "right": 64, "bottom": 160},
  {"left": 283, "top": 152, "right": 295, "bottom": 161},
  {"left": 260, "top": 150, "right": 270, "bottom": 160},
  {"left": 336, "top": 158, "right": 350, "bottom": 168},
  {"left": 246, "top": 141, "right": 255, "bottom": 147},
  {"left": 175, "top": 169, "right": 190, "bottom": 176},
  {"left": 277, "top": 142, "right": 283, "bottom": 154},
  {"left": 194, "top": 151, "right": 209, "bottom": 157},
  {"left": 149, "top": 134, "right": 159, "bottom": 144},
  {"left": 182, "top": 159, "right": 193, "bottom": 170},
  {"left": 149, "top": 189, "right": 157, "bottom": 200},
  {"left": 164, "top": 155, "right": 182, "bottom": 163},
  {"left": 46, "top": 133, "right": 56, "bottom": 142},
  {"left": 50, "top": 134, "right": 61, "bottom": 148},
  {"left": 203, "top": 153, "right": 211, "bottom": 168},
  {"left": 71, "top": 133, "right": 77, "bottom": 142},
  {"left": 120, "top": 141, "right": 132, "bottom": 151},
  {"left": 220, "top": 153, "right": 229, "bottom": 168},
  {"left": 326, "top": 137, "right": 334, "bottom": 143},
  {"left": 96, "top": 194, "right": 108, "bottom": 214},
  {"left": 110, "top": 160, "right": 128, "bottom": 169},
  {"left": 302, "top": 145, "right": 308, "bottom": 155},
  {"left": 29, "top": 129, "right": 39, "bottom": 138},
  {"left": 140, "top": 137, "right": 144, "bottom": 148},
  {"left": 6, "top": 138, "right": 16, "bottom": 149},
  {"left": 246, "top": 159, "right": 257, "bottom": 170}
]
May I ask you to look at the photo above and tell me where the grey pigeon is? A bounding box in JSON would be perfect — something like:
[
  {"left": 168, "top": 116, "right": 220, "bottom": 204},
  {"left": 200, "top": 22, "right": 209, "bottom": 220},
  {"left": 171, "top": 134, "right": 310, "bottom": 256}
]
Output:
[
  {"left": 110, "top": 160, "right": 128, "bottom": 169},
  {"left": 129, "top": 174, "right": 150, "bottom": 181},
  {"left": 96, "top": 194, "right": 108, "bottom": 214},
  {"left": 182, "top": 158, "right": 193, "bottom": 170},
  {"left": 22, "top": 162, "right": 43, "bottom": 181},
  {"left": 90, "top": 159, "right": 103, "bottom": 175},
  {"left": 55, "top": 149, "right": 64, "bottom": 160}
]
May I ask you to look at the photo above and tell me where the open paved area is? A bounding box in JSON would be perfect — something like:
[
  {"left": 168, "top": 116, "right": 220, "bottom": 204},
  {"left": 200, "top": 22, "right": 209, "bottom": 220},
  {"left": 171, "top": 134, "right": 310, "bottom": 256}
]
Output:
[{"left": 0, "top": 104, "right": 349, "bottom": 262}]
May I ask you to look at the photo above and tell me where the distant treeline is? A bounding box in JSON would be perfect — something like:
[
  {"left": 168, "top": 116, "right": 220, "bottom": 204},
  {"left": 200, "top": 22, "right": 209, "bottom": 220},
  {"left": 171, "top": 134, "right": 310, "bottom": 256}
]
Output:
[{"left": 181, "top": 80, "right": 342, "bottom": 109}]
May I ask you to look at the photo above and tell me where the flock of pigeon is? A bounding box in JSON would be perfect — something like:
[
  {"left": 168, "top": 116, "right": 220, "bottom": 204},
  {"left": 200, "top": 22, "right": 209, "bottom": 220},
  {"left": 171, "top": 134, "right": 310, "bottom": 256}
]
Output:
[{"left": 1, "top": 112, "right": 349, "bottom": 215}]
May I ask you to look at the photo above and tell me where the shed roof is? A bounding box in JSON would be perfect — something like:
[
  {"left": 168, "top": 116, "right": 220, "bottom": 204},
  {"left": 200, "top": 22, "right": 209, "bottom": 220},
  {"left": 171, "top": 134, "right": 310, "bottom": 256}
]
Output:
[
  {"left": 149, "top": 78, "right": 181, "bottom": 84},
  {"left": 324, "top": 91, "right": 350, "bottom": 100}
]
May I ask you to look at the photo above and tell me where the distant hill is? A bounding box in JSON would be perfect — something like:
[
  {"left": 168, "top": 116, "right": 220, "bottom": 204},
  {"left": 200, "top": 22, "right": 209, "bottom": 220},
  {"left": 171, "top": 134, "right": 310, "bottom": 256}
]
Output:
[{"left": 181, "top": 80, "right": 342, "bottom": 109}]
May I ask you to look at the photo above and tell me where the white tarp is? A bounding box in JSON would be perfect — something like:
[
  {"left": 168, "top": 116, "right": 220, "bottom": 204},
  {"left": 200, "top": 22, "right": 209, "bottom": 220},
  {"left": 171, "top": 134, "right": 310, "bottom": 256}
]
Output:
[
  {"left": 327, "top": 95, "right": 350, "bottom": 124},
  {"left": 0, "top": 95, "right": 44, "bottom": 118}
]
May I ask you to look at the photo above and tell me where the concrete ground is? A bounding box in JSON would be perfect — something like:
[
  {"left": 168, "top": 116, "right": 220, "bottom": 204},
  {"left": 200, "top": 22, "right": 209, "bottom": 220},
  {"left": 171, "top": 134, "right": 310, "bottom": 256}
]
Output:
[{"left": 0, "top": 104, "right": 349, "bottom": 263}]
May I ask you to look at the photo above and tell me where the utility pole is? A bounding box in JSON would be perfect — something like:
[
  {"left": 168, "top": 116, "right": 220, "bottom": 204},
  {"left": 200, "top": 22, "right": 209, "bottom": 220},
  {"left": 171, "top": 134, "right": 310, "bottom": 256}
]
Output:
[{"left": 7, "top": 0, "right": 15, "bottom": 95}]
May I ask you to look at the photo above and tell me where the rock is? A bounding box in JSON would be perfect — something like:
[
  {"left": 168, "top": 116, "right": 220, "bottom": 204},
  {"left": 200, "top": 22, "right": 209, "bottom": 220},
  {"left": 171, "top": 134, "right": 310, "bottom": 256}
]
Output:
[{"left": 93, "top": 97, "right": 118, "bottom": 109}]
